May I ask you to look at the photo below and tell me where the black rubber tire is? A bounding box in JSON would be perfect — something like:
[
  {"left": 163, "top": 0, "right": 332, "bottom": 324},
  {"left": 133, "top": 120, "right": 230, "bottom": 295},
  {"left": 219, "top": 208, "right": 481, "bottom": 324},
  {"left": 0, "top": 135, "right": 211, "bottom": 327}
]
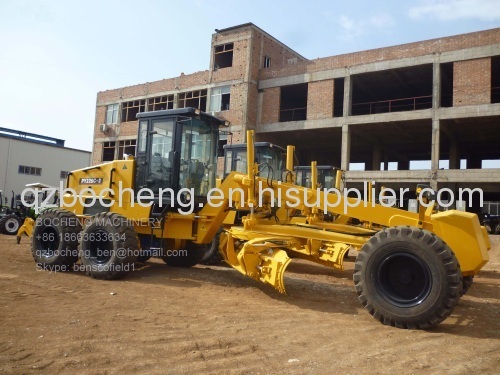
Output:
[
  {"left": 136, "top": 234, "right": 153, "bottom": 262},
  {"left": 461, "top": 276, "right": 474, "bottom": 296},
  {"left": 200, "top": 228, "right": 223, "bottom": 265},
  {"left": 137, "top": 252, "right": 152, "bottom": 263},
  {"left": 353, "top": 226, "right": 462, "bottom": 329},
  {"left": 0, "top": 216, "right": 5, "bottom": 234},
  {"left": 79, "top": 212, "right": 138, "bottom": 279},
  {"left": 161, "top": 241, "right": 205, "bottom": 268},
  {"left": 31, "top": 209, "right": 81, "bottom": 271},
  {"left": 0, "top": 214, "right": 22, "bottom": 235}
]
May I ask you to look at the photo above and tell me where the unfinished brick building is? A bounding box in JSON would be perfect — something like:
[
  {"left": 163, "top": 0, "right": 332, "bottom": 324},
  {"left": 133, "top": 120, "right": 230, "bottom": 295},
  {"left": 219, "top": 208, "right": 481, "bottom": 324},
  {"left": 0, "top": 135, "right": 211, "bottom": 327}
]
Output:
[{"left": 92, "top": 23, "right": 500, "bottom": 208}]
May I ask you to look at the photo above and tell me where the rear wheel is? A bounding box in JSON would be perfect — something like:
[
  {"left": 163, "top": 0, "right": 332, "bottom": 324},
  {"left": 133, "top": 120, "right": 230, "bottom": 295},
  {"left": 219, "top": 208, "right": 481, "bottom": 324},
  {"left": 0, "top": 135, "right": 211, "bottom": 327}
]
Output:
[
  {"left": 161, "top": 241, "right": 205, "bottom": 268},
  {"left": 31, "top": 209, "right": 81, "bottom": 271},
  {"left": 79, "top": 212, "right": 138, "bottom": 279},
  {"left": 136, "top": 234, "right": 153, "bottom": 262},
  {"left": 0, "top": 214, "right": 22, "bottom": 235},
  {"left": 353, "top": 226, "right": 462, "bottom": 329},
  {"left": 137, "top": 252, "right": 152, "bottom": 263}
]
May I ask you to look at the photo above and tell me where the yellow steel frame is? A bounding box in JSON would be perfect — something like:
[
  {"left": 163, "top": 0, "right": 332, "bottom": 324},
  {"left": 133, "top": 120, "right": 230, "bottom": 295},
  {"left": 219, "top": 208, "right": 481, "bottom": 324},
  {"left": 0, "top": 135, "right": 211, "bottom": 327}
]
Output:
[{"left": 29, "top": 129, "right": 489, "bottom": 294}]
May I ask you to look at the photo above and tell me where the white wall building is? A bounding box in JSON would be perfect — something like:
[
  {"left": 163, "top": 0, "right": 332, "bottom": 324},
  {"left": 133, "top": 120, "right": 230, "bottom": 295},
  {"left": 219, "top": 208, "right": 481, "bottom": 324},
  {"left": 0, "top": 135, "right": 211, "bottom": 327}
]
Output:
[{"left": 0, "top": 127, "right": 91, "bottom": 204}]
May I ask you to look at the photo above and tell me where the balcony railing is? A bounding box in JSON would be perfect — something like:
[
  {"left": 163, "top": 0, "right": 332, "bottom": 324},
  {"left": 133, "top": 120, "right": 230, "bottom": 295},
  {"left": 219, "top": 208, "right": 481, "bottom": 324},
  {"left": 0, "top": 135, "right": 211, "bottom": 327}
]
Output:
[
  {"left": 351, "top": 95, "right": 433, "bottom": 116},
  {"left": 279, "top": 107, "right": 307, "bottom": 122}
]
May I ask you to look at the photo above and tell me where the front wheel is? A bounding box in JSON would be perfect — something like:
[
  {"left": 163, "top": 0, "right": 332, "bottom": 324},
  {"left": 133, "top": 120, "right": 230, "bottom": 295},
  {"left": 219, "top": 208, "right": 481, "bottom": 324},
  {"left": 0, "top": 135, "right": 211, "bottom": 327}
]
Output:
[
  {"left": 353, "top": 226, "right": 462, "bottom": 329},
  {"left": 461, "top": 276, "right": 474, "bottom": 295},
  {"left": 31, "top": 209, "right": 81, "bottom": 271},
  {"left": 79, "top": 212, "right": 138, "bottom": 279}
]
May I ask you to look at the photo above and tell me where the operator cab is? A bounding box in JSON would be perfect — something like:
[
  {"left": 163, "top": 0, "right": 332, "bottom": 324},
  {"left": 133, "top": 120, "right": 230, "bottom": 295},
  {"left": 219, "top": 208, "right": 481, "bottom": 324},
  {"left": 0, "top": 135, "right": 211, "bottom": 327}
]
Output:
[
  {"left": 294, "top": 165, "right": 337, "bottom": 189},
  {"left": 223, "top": 142, "right": 285, "bottom": 180},
  {"left": 135, "top": 108, "right": 226, "bottom": 211}
]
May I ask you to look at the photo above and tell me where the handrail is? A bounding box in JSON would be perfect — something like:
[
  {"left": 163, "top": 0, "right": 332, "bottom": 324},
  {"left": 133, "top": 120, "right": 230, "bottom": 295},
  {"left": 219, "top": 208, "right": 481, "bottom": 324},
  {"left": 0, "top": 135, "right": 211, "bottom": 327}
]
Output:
[
  {"left": 352, "top": 95, "right": 432, "bottom": 115},
  {"left": 279, "top": 107, "right": 307, "bottom": 122}
]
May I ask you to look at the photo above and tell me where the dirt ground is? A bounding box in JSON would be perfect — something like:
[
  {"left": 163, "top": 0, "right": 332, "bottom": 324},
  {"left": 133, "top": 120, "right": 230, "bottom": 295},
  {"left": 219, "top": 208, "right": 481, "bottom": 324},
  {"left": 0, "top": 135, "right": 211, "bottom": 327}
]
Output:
[{"left": 0, "top": 234, "right": 498, "bottom": 375}]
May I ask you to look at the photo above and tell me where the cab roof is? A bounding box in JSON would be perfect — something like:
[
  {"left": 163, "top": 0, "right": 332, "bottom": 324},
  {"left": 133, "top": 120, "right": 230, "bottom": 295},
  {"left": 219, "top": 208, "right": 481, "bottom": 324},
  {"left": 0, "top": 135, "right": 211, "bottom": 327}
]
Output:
[{"left": 137, "top": 107, "right": 228, "bottom": 126}]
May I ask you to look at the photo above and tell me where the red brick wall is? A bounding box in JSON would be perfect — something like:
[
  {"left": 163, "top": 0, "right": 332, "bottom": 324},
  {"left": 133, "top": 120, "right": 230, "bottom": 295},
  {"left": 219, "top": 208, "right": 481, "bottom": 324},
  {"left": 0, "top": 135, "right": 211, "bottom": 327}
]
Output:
[
  {"left": 260, "top": 28, "right": 500, "bottom": 80},
  {"left": 217, "top": 156, "right": 225, "bottom": 178},
  {"left": 177, "top": 71, "right": 210, "bottom": 89},
  {"left": 212, "top": 83, "right": 246, "bottom": 125},
  {"left": 246, "top": 83, "right": 259, "bottom": 127},
  {"left": 147, "top": 77, "right": 177, "bottom": 93},
  {"left": 259, "top": 33, "right": 306, "bottom": 73},
  {"left": 94, "top": 106, "right": 107, "bottom": 134},
  {"left": 307, "top": 80, "right": 334, "bottom": 120},
  {"left": 453, "top": 58, "right": 492, "bottom": 106},
  {"left": 249, "top": 29, "right": 262, "bottom": 83},
  {"left": 97, "top": 88, "right": 123, "bottom": 105},
  {"left": 211, "top": 38, "right": 250, "bottom": 83},
  {"left": 92, "top": 142, "right": 103, "bottom": 165},
  {"left": 97, "top": 70, "right": 210, "bottom": 106},
  {"left": 261, "top": 87, "right": 280, "bottom": 124},
  {"left": 228, "top": 130, "right": 243, "bottom": 144}
]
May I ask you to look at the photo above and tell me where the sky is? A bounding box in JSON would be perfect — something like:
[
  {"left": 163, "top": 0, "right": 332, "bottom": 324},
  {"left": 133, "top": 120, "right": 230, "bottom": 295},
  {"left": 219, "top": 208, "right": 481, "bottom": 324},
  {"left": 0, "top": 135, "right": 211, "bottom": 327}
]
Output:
[{"left": 0, "top": 0, "right": 499, "bottom": 152}]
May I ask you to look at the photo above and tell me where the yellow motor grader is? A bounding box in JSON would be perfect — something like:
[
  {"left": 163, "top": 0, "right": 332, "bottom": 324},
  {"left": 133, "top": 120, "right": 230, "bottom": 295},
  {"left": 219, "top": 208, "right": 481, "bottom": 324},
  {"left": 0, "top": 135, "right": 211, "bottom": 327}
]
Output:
[{"left": 28, "top": 108, "right": 489, "bottom": 329}]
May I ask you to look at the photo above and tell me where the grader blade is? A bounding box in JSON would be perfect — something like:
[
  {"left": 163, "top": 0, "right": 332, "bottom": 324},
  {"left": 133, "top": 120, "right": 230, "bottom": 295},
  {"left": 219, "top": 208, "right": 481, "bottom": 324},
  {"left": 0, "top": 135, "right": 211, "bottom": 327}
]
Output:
[
  {"left": 253, "top": 248, "right": 291, "bottom": 294},
  {"left": 220, "top": 233, "right": 292, "bottom": 293}
]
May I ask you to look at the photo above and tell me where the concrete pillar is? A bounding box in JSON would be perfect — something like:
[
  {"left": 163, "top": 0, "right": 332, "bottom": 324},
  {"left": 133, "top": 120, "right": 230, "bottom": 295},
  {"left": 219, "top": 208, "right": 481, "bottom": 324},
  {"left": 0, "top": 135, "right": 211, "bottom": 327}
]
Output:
[
  {"left": 433, "top": 62, "right": 441, "bottom": 109},
  {"left": 341, "top": 73, "right": 352, "bottom": 171},
  {"left": 431, "top": 119, "right": 440, "bottom": 190},
  {"left": 431, "top": 61, "right": 441, "bottom": 190},
  {"left": 343, "top": 75, "right": 352, "bottom": 117},
  {"left": 449, "top": 140, "right": 460, "bottom": 169},
  {"left": 173, "top": 93, "right": 179, "bottom": 109},
  {"left": 341, "top": 124, "right": 351, "bottom": 171},
  {"left": 372, "top": 144, "right": 381, "bottom": 171},
  {"left": 205, "top": 89, "right": 212, "bottom": 113}
]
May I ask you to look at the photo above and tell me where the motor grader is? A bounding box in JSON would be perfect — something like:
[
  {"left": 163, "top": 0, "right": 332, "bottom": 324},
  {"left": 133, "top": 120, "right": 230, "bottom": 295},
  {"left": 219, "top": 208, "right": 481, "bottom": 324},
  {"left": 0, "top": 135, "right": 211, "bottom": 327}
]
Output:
[{"left": 30, "top": 107, "right": 490, "bottom": 329}]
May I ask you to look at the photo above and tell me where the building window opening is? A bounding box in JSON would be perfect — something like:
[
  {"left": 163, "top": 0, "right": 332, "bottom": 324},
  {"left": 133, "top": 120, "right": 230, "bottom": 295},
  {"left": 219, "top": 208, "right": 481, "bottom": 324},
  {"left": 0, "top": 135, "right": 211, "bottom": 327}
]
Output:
[
  {"left": 333, "top": 78, "right": 345, "bottom": 117},
  {"left": 179, "top": 90, "right": 207, "bottom": 112},
  {"left": 106, "top": 103, "right": 119, "bottom": 124},
  {"left": 102, "top": 141, "right": 116, "bottom": 162},
  {"left": 121, "top": 100, "right": 146, "bottom": 122},
  {"left": 264, "top": 55, "right": 271, "bottom": 68},
  {"left": 210, "top": 86, "right": 231, "bottom": 112},
  {"left": 440, "top": 63, "right": 453, "bottom": 108},
  {"left": 18, "top": 165, "right": 42, "bottom": 176},
  {"left": 218, "top": 133, "right": 228, "bottom": 157},
  {"left": 280, "top": 83, "right": 308, "bottom": 122},
  {"left": 148, "top": 95, "right": 174, "bottom": 111},
  {"left": 118, "top": 139, "right": 137, "bottom": 159},
  {"left": 492, "top": 56, "right": 500, "bottom": 104},
  {"left": 351, "top": 65, "right": 433, "bottom": 116},
  {"left": 214, "top": 43, "right": 234, "bottom": 69}
]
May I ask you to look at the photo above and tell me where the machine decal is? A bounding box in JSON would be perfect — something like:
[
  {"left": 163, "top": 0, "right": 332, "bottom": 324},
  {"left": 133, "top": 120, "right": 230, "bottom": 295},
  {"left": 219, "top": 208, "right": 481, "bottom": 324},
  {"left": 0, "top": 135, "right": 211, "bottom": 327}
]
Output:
[{"left": 79, "top": 178, "right": 103, "bottom": 185}]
